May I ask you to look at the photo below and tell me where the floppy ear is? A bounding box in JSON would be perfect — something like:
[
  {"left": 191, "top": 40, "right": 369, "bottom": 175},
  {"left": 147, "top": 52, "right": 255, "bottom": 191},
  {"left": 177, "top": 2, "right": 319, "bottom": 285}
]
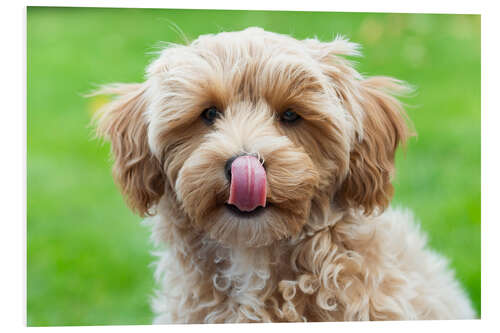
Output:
[
  {"left": 335, "top": 76, "right": 412, "bottom": 215},
  {"left": 305, "top": 36, "right": 412, "bottom": 214},
  {"left": 92, "top": 83, "right": 165, "bottom": 216}
]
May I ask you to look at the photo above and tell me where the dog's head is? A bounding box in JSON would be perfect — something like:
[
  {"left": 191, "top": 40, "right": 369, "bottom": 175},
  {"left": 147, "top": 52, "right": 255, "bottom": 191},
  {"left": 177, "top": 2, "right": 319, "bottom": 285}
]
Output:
[{"left": 94, "top": 28, "right": 411, "bottom": 247}]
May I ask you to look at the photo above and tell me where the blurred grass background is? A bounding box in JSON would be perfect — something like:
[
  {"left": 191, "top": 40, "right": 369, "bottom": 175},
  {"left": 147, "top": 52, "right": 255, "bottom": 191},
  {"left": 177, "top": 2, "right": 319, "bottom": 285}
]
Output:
[{"left": 27, "top": 7, "right": 480, "bottom": 326}]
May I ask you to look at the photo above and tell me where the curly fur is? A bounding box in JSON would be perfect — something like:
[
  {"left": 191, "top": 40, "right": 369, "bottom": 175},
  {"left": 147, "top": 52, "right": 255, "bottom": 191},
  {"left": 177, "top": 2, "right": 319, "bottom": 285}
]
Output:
[{"left": 93, "top": 27, "right": 475, "bottom": 323}]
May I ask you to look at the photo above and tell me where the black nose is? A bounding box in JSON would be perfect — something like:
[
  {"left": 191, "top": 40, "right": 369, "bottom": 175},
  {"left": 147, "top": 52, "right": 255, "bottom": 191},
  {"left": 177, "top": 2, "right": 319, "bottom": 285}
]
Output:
[{"left": 224, "top": 155, "right": 239, "bottom": 181}]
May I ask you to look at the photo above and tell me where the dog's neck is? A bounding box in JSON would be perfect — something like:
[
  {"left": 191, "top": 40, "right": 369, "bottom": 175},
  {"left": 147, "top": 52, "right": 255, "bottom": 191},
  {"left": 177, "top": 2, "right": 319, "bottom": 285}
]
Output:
[
  {"left": 150, "top": 193, "right": 345, "bottom": 288},
  {"left": 147, "top": 193, "right": 355, "bottom": 322}
]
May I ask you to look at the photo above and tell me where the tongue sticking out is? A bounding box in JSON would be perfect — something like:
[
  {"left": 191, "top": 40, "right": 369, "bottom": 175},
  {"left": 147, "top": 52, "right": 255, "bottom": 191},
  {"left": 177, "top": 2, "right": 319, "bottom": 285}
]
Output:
[{"left": 227, "top": 155, "right": 267, "bottom": 212}]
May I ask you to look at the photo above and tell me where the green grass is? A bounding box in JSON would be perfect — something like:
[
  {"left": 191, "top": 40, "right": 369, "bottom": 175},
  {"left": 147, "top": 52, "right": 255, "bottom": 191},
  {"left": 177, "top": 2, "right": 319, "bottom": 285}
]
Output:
[{"left": 27, "top": 7, "right": 481, "bottom": 326}]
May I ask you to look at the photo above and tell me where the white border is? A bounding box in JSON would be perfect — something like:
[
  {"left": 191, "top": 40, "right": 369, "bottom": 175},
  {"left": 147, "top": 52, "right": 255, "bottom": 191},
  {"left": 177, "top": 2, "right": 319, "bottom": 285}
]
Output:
[{"left": 4, "top": 0, "right": 498, "bottom": 331}]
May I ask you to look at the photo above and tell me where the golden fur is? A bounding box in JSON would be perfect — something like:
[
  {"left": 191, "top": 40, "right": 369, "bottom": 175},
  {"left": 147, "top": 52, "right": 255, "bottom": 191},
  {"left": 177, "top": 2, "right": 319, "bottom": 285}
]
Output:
[{"left": 93, "top": 27, "right": 475, "bottom": 323}]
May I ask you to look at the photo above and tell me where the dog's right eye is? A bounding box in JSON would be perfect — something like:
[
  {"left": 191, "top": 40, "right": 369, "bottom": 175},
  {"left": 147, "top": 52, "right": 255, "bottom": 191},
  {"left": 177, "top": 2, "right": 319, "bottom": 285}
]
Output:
[
  {"left": 281, "top": 108, "right": 301, "bottom": 124},
  {"left": 201, "top": 106, "right": 221, "bottom": 125}
]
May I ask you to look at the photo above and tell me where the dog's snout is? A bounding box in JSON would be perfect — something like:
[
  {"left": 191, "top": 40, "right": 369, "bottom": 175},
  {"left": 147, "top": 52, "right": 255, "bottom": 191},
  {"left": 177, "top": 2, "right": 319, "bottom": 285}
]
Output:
[{"left": 224, "top": 153, "right": 263, "bottom": 181}]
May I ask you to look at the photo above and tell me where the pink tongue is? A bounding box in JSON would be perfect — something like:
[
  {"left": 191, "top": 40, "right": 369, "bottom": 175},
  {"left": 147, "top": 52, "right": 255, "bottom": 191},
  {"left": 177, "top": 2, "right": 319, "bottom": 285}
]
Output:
[{"left": 228, "top": 155, "right": 267, "bottom": 212}]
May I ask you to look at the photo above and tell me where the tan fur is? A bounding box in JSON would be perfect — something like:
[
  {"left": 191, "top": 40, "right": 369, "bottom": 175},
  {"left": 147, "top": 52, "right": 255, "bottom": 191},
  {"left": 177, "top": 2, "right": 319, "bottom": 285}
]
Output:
[
  {"left": 92, "top": 83, "right": 164, "bottom": 216},
  {"left": 335, "top": 76, "right": 413, "bottom": 214},
  {"left": 94, "top": 27, "right": 475, "bottom": 323}
]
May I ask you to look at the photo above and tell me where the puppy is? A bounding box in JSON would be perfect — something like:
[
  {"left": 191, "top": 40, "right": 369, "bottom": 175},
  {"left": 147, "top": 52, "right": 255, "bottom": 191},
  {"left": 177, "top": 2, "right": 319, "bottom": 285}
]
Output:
[{"left": 94, "top": 27, "right": 475, "bottom": 323}]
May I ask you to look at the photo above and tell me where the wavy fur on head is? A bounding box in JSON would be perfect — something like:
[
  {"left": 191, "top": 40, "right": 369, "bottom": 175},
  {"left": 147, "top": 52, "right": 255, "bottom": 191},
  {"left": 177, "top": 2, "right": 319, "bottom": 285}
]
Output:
[{"left": 94, "top": 27, "right": 475, "bottom": 323}]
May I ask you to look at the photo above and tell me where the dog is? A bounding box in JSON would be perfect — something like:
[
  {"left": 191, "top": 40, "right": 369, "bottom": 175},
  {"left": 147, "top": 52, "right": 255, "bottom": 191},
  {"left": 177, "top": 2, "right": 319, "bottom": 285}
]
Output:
[{"left": 93, "top": 27, "right": 475, "bottom": 323}]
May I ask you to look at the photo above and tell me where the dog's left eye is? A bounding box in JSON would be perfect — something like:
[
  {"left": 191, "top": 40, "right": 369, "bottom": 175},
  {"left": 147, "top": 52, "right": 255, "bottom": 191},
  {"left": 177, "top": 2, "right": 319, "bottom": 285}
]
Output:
[
  {"left": 201, "top": 106, "right": 221, "bottom": 125},
  {"left": 281, "top": 109, "right": 301, "bottom": 124}
]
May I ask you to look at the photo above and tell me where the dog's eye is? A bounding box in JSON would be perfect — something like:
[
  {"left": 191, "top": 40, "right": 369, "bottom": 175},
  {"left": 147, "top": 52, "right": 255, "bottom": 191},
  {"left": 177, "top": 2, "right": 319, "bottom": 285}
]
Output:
[
  {"left": 201, "top": 106, "right": 221, "bottom": 125},
  {"left": 281, "top": 109, "right": 301, "bottom": 124}
]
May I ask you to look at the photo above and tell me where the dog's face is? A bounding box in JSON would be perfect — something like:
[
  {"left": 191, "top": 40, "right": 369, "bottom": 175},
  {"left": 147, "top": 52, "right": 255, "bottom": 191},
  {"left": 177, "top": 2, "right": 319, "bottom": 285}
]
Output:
[{"left": 95, "top": 28, "right": 410, "bottom": 248}]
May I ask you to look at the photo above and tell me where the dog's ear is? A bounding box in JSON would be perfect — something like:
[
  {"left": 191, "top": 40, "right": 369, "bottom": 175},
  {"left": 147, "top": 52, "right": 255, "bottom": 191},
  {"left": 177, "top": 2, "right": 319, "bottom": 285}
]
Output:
[
  {"left": 305, "top": 37, "right": 412, "bottom": 214},
  {"left": 335, "top": 77, "right": 412, "bottom": 215},
  {"left": 92, "top": 83, "right": 165, "bottom": 216}
]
